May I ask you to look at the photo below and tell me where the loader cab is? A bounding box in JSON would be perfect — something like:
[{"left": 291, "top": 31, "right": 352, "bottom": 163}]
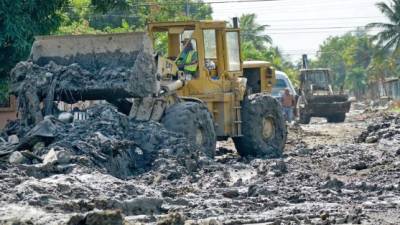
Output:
[
  {"left": 243, "top": 61, "right": 276, "bottom": 94},
  {"left": 148, "top": 21, "right": 243, "bottom": 81},
  {"left": 300, "top": 69, "right": 333, "bottom": 95}
]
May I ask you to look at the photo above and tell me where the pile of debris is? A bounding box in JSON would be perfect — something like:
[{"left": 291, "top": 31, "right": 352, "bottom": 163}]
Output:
[
  {"left": 10, "top": 51, "right": 157, "bottom": 126},
  {"left": 0, "top": 104, "right": 200, "bottom": 179},
  {"left": 356, "top": 113, "right": 400, "bottom": 143}
]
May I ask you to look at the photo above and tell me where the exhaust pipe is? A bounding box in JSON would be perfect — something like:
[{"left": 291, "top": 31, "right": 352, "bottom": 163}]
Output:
[
  {"left": 233, "top": 17, "right": 239, "bottom": 28},
  {"left": 302, "top": 54, "right": 308, "bottom": 69}
]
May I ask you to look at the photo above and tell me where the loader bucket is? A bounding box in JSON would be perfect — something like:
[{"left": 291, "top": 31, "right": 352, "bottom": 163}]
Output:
[
  {"left": 31, "top": 32, "right": 154, "bottom": 71},
  {"left": 11, "top": 32, "right": 158, "bottom": 107}
]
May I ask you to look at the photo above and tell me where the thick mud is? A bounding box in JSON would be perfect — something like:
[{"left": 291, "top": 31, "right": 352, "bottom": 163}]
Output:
[
  {"left": 1, "top": 109, "right": 400, "bottom": 224},
  {"left": 10, "top": 52, "right": 157, "bottom": 126}
]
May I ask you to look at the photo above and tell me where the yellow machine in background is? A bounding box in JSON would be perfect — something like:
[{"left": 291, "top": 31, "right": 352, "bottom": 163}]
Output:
[{"left": 148, "top": 20, "right": 285, "bottom": 158}]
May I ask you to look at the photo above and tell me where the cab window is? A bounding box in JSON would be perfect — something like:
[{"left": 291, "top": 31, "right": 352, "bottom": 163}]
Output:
[
  {"left": 226, "top": 31, "right": 240, "bottom": 71},
  {"left": 203, "top": 29, "right": 217, "bottom": 59},
  {"left": 275, "top": 79, "right": 287, "bottom": 88}
]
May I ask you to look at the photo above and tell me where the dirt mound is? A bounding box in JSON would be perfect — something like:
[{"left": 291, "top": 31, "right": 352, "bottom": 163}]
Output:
[
  {"left": 356, "top": 113, "right": 400, "bottom": 143},
  {"left": 0, "top": 104, "right": 200, "bottom": 179}
]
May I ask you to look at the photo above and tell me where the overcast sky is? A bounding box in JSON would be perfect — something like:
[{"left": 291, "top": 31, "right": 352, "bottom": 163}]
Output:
[{"left": 204, "top": 0, "right": 389, "bottom": 61}]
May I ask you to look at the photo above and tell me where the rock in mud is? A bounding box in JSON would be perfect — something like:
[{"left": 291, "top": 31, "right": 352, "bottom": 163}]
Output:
[
  {"left": 350, "top": 161, "right": 368, "bottom": 170},
  {"left": 322, "top": 177, "right": 344, "bottom": 190},
  {"left": 8, "top": 135, "right": 19, "bottom": 144},
  {"left": 157, "top": 212, "right": 186, "bottom": 225},
  {"left": 8, "top": 151, "right": 29, "bottom": 164},
  {"left": 68, "top": 210, "right": 124, "bottom": 225},
  {"left": 222, "top": 189, "right": 240, "bottom": 198},
  {"left": 42, "top": 148, "right": 72, "bottom": 165}
]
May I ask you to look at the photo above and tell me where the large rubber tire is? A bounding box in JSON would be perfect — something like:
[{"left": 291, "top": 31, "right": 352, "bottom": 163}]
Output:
[
  {"left": 161, "top": 101, "right": 216, "bottom": 158},
  {"left": 327, "top": 113, "right": 346, "bottom": 123},
  {"left": 233, "top": 93, "right": 286, "bottom": 158}
]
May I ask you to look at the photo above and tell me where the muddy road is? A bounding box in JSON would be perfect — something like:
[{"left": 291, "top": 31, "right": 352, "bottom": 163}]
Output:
[{"left": 1, "top": 109, "right": 400, "bottom": 225}]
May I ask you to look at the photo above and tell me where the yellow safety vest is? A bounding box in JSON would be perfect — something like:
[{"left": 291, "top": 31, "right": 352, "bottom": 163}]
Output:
[{"left": 183, "top": 51, "right": 198, "bottom": 74}]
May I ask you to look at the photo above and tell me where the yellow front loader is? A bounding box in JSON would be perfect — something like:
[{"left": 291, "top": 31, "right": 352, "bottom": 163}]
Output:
[{"left": 25, "top": 20, "right": 286, "bottom": 158}]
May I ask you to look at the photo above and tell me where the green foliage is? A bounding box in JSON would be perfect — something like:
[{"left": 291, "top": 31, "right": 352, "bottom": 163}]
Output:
[
  {"left": 0, "top": 78, "right": 9, "bottom": 105},
  {"left": 149, "top": 0, "right": 212, "bottom": 22},
  {"left": 366, "top": 0, "right": 400, "bottom": 54},
  {"left": 314, "top": 30, "right": 374, "bottom": 95},
  {"left": 239, "top": 14, "right": 272, "bottom": 49},
  {"left": 86, "top": 0, "right": 212, "bottom": 30},
  {"left": 367, "top": 48, "right": 398, "bottom": 82},
  {"left": 313, "top": 27, "right": 400, "bottom": 99},
  {"left": 0, "top": 0, "right": 69, "bottom": 80},
  {"left": 90, "top": 0, "right": 129, "bottom": 13},
  {"left": 345, "top": 67, "right": 367, "bottom": 93},
  {"left": 237, "top": 14, "right": 298, "bottom": 86},
  {"left": 57, "top": 20, "right": 101, "bottom": 34},
  {"left": 0, "top": 0, "right": 68, "bottom": 105}
]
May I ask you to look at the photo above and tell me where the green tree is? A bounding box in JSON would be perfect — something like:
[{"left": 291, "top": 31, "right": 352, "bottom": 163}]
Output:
[
  {"left": 314, "top": 31, "right": 373, "bottom": 96},
  {"left": 0, "top": 0, "right": 69, "bottom": 102},
  {"left": 367, "top": 47, "right": 398, "bottom": 92},
  {"left": 366, "top": 0, "right": 400, "bottom": 54},
  {"left": 239, "top": 14, "right": 272, "bottom": 49},
  {"left": 236, "top": 14, "right": 298, "bottom": 86},
  {"left": 345, "top": 67, "right": 367, "bottom": 98},
  {"left": 149, "top": 0, "right": 212, "bottom": 22}
]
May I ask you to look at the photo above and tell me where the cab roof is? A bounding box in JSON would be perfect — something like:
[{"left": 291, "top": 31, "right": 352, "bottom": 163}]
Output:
[
  {"left": 243, "top": 61, "right": 272, "bottom": 68},
  {"left": 300, "top": 68, "right": 330, "bottom": 72}
]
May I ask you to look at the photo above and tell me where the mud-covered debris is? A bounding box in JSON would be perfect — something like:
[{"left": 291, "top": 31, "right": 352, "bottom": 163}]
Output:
[
  {"left": 357, "top": 113, "right": 400, "bottom": 143},
  {"left": 270, "top": 160, "right": 288, "bottom": 176},
  {"left": 1, "top": 109, "right": 399, "bottom": 224},
  {"left": 222, "top": 189, "right": 240, "bottom": 198},
  {"left": 7, "top": 135, "right": 19, "bottom": 144},
  {"left": 350, "top": 161, "right": 368, "bottom": 170},
  {"left": 10, "top": 51, "right": 157, "bottom": 126},
  {"left": 321, "top": 177, "right": 344, "bottom": 190},
  {"left": 8, "top": 151, "right": 29, "bottom": 164},
  {"left": 157, "top": 212, "right": 186, "bottom": 225},
  {"left": 1, "top": 104, "right": 200, "bottom": 179},
  {"left": 68, "top": 210, "right": 124, "bottom": 225}
]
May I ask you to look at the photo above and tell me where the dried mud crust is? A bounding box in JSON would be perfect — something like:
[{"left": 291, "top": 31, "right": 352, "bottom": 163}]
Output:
[
  {"left": 0, "top": 110, "right": 399, "bottom": 224},
  {"left": 161, "top": 101, "right": 216, "bottom": 158},
  {"left": 233, "top": 93, "right": 286, "bottom": 158}
]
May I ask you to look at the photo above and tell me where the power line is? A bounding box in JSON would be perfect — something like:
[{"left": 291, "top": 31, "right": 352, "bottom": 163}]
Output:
[
  {"left": 203, "top": 0, "right": 368, "bottom": 4},
  {"left": 257, "top": 16, "right": 387, "bottom": 23},
  {"left": 68, "top": 0, "right": 374, "bottom": 8},
  {"left": 266, "top": 26, "right": 367, "bottom": 31}
]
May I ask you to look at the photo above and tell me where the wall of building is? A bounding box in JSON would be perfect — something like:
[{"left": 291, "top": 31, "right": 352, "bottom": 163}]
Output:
[{"left": 386, "top": 80, "right": 400, "bottom": 100}]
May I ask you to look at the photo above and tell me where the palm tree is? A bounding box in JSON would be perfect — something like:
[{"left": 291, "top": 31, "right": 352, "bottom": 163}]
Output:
[
  {"left": 239, "top": 14, "right": 272, "bottom": 49},
  {"left": 366, "top": 0, "right": 400, "bottom": 54}
]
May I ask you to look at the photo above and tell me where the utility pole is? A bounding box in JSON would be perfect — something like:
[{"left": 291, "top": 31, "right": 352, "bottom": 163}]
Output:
[{"left": 185, "top": 0, "right": 190, "bottom": 17}]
